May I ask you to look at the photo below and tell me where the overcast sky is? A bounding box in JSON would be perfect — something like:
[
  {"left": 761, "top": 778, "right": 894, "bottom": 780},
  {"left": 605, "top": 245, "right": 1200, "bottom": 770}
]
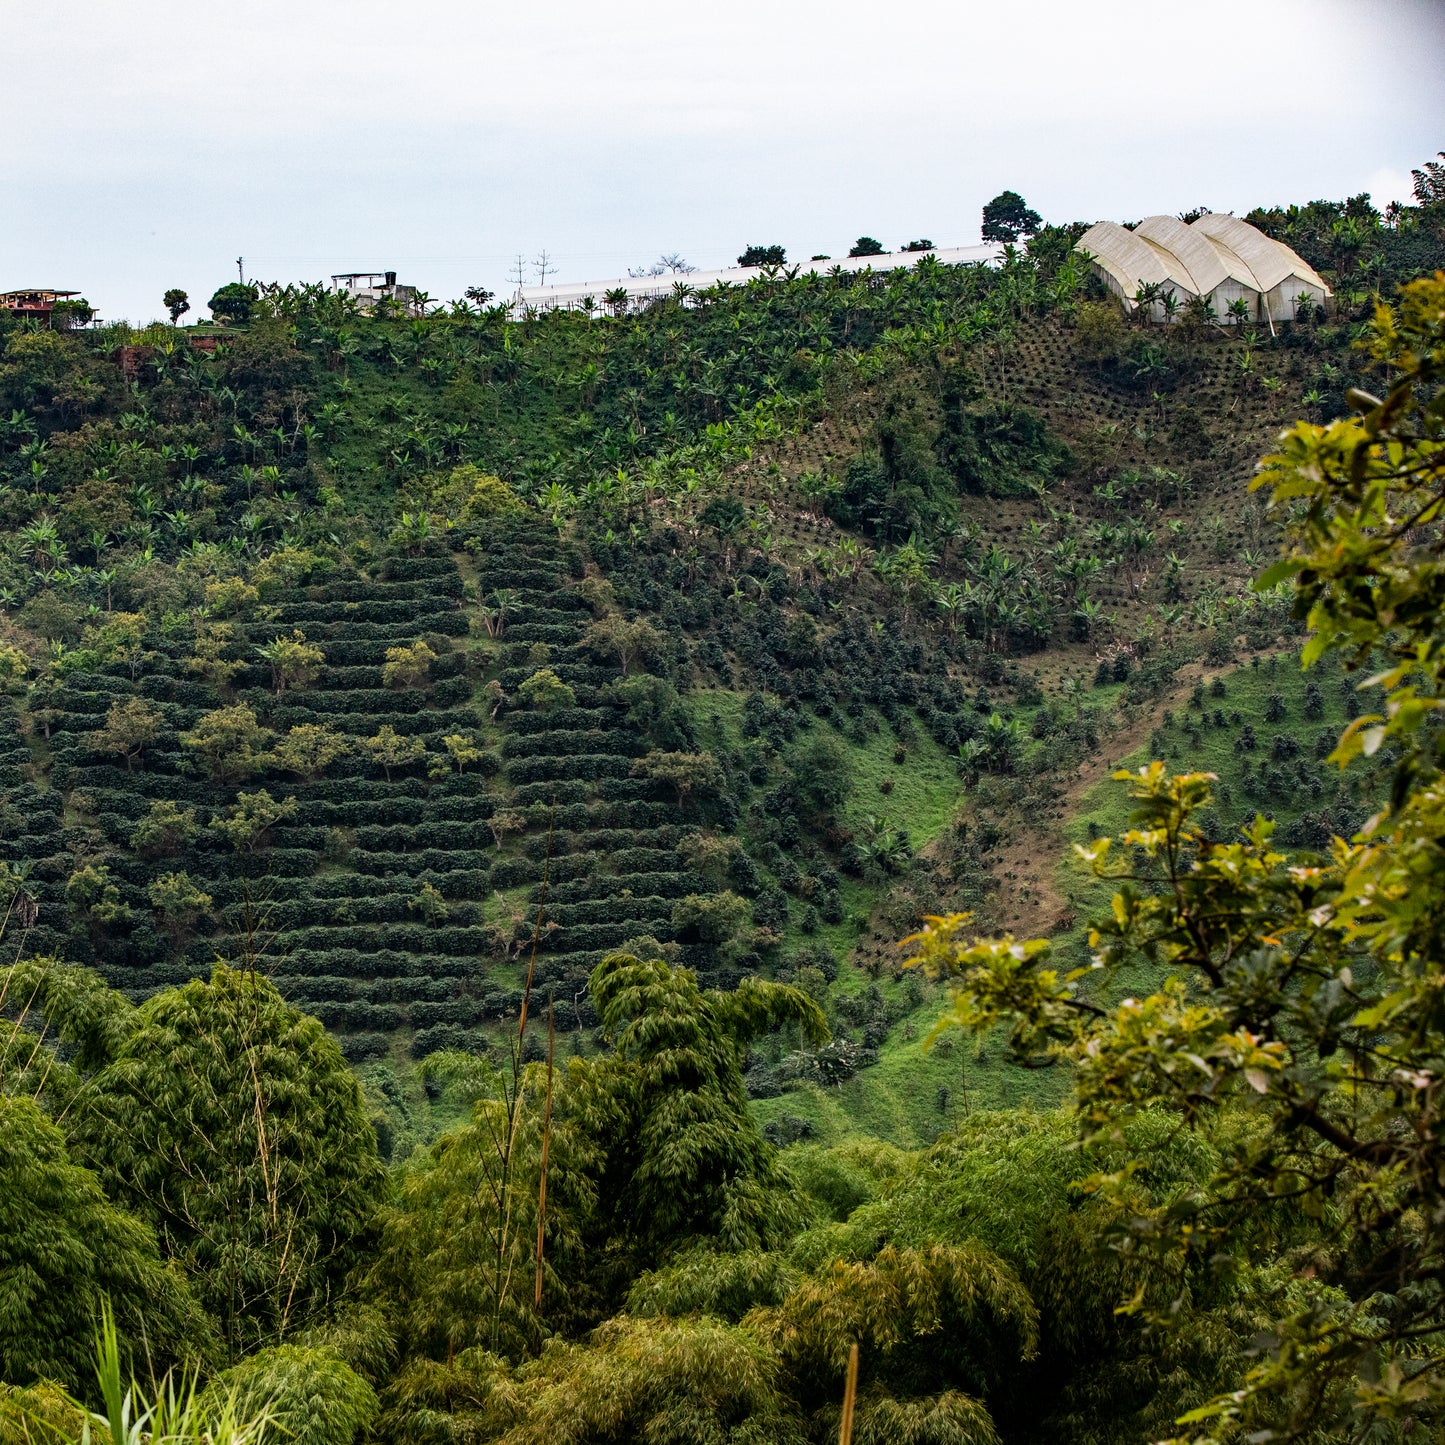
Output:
[{"left": 4, "top": 0, "right": 1442, "bottom": 323}]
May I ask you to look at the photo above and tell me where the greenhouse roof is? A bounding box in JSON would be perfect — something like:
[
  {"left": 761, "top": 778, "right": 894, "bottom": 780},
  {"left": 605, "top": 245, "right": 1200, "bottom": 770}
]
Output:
[
  {"left": 1075, "top": 214, "right": 1329, "bottom": 310},
  {"left": 511, "top": 243, "right": 1005, "bottom": 314}
]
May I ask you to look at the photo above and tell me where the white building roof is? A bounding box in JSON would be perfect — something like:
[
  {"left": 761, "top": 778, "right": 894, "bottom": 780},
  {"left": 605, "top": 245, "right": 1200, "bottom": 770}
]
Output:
[
  {"left": 511, "top": 243, "right": 1005, "bottom": 314},
  {"left": 1135, "top": 214, "right": 1248, "bottom": 296},
  {"left": 1075, "top": 221, "right": 1192, "bottom": 300},
  {"left": 1189, "top": 213, "right": 1327, "bottom": 294},
  {"left": 1075, "top": 213, "right": 1329, "bottom": 313}
]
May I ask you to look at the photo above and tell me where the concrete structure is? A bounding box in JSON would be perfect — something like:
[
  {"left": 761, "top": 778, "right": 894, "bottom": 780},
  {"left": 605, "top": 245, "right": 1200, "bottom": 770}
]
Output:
[
  {"left": 330, "top": 271, "right": 421, "bottom": 315},
  {"left": 0, "top": 289, "right": 82, "bottom": 326},
  {"left": 1075, "top": 215, "right": 1328, "bottom": 329},
  {"left": 510, "top": 243, "right": 1005, "bottom": 318}
]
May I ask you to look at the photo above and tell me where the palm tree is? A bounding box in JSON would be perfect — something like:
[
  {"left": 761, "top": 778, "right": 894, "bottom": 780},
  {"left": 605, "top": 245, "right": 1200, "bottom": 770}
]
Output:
[
  {"left": 1122, "top": 521, "right": 1155, "bottom": 593},
  {"left": 486, "top": 588, "right": 518, "bottom": 638},
  {"left": 18, "top": 515, "right": 66, "bottom": 569}
]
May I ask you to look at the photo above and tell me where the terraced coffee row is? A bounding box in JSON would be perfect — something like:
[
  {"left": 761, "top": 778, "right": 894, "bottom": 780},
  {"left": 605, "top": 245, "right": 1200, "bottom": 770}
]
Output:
[
  {"left": 474, "top": 520, "right": 721, "bottom": 1007},
  {"left": 6, "top": 520, "right": 727, "bottom": 1060},
  {"left": 9, "top": 557, "right": 495, "bottom": 1054}
]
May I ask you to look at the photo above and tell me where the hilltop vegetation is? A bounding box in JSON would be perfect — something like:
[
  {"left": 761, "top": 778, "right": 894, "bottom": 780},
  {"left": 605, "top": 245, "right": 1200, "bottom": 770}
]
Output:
[{"left": 1, "top": 166, "right": 1444, "bottom": 1444}]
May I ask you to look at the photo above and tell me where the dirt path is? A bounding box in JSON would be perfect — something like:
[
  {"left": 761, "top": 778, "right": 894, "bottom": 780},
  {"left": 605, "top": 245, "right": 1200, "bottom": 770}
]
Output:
[{"left": 987, "top": 660, "right": 1218, "bottom": 938}]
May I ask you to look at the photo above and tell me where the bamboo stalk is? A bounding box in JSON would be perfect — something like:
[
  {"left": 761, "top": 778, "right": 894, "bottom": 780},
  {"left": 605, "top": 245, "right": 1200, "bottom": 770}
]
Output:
[
  {"left": 517, "top": 796, "right": 556, "bottom": 1039},
  {"left": 838, "top": 1342, "right": 859, "bottom": 1445},
  {"left": 535, "top": 995, "right": 555, "bottom": 1311},
  {"left": 491, "top": 796, "right": 555, "bottom": 1351}
]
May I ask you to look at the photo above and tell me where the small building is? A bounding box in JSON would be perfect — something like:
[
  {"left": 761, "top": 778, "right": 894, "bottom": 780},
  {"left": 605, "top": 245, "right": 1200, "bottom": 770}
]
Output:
[
  {"left": 330, "top": 271, "right": 421, "bottom": 315},
  {"left": 1074, "top": 215, "right": 1329, "bottom": 329},
  {"left": 0, "top": 288, "right": 83, "bottom": 326}
]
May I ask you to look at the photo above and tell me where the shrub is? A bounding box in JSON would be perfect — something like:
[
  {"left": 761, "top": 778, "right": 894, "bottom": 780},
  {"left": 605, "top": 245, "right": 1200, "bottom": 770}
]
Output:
[
  {"left": 671, "top": 890, "right": 751, "bottom": 955},
  {"left": 187, "top": 619, "right": 245, "bottom": 687},
  {"left": 66, "top": 862, "right": 131, "bottom": 930},
  {"left": 272, "top": 724, "right": 351, "bottom": 780},
  {"left": 382, "top": 640, "right": 437, "bottom": 689},
  {"left": 458, "top": 466, "right": 526, "bottom": 520},
  {"left": 583, "top": 615, "right": 665, "bottom": 675},
  {"left": 88, "top": 697, "right": 163, "bottom": 771},
  {"left": 130, "top": 800, "right": 200, "bottom": 855},
  {"left": 359, "top": 724, "right": 427, "bottom": 780},
  {"left": 203, "top": 577, "right": 259, "bottom": 617},
  {"left": 631, "top": 750, "right": 722, "bottom": 808},
  {"left": 211, "top": 789, "right": 298, "bottom": 852},
  {"left": 440, "top": 733, "right": 487, "bottom": 774},
  {"left": 207, "top": 281, "right": 257, "bottom": 322},
  {"left": 180, "top": 704, "right": 274, "bottom": 781},
  {"left": 788, "top": 731, "right": 851, "bottom": 815},
  {"left": 518, "top": 668, "right": 576, "bottom": 712},
  {"left": 255, "top": 630, "right": 325, "bottom": 694},
  {"left": 148, "top": 871, "right": 213, "bottom": 938},
  {"left": 0, "top": 644, "right": 28, "bottom": 691},
  {"left": 407, "top": 881, "right": 450, "bottom": 924},
  {"left": 252, "top": 546, "right": 327, "bottom": 594}
]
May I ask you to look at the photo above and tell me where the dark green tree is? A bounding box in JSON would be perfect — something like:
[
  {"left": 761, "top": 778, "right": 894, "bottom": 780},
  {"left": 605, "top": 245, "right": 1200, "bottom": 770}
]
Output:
[
  {"left": 981, "top": 191, "right": 1043, "bottom": 243},
  {"left": 788, "top": 731, "right": 852, "bottom": 815},
  {"left": 737, "top": 245, "right": 787, "bottom": 267},
  {"left": 589, "top": 952, "right": 827, "bottom": 1255},
  {"left": 207, "top": 282, "right": 258, "bottom": 324},
  {"left": 0, "top": 1094, "right": 207, "bottom": 1389},
  {"left": 10, "top": 960, "right": 385, "bottom": 1359}
]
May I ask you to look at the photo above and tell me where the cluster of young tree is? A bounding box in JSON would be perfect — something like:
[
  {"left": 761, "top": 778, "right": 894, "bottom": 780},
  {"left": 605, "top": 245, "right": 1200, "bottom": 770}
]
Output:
[{"left": 0, "top": 947, "right": 1266, "bottom": 1445}]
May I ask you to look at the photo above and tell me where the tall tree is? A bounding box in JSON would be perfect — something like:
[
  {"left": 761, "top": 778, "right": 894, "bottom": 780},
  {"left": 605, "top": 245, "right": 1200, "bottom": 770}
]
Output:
[
  {"left": 0, "top": 1093, "right": 207, "bottom": 1390},
  {"left": 10, "top": 961, "right": 385, "bottom": 1360},
  {"left": 981, "top": 191, "right": 1043, "bottom": 244}
]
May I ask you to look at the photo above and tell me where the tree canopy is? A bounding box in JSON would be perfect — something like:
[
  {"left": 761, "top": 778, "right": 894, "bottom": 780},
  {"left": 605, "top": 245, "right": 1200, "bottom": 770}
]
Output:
[{"left": 981, "top": 191, "right": 1042, "bottom": 244}]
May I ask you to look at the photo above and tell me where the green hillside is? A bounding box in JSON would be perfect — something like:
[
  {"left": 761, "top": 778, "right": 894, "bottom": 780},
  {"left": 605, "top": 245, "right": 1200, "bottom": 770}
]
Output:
[
  {"left": 3, "top": 171, "right": 1445, "bottom": 1445},
  {"left": 0, "top": 198, "right": 1437, "bottom": 1145}
]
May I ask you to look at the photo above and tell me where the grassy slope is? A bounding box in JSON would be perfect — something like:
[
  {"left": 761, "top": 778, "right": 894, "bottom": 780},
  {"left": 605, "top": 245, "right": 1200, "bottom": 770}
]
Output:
[{"left": 751, "top": 645, "right": 1377, "bottom": 1149}]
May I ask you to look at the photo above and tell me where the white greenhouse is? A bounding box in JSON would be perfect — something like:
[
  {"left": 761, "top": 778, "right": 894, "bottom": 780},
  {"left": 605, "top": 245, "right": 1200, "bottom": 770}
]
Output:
[
  {"left": 1075, "top": 214, "right": 1329, "bottom": 328},
  {"left": 509, "top": 243, "right": 1005, "bottom": 318}
]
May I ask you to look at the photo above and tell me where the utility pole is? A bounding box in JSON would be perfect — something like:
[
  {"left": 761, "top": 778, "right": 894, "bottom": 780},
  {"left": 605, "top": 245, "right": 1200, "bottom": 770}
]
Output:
[
  {"left": 509, "top": 254, "right": 528, "bottom": 293},
  {"left": 534, "top": 249, "right": 554, "bottom": 287},
  {"left": 237, "top": 256, "right": 245, "bottom": 284}
]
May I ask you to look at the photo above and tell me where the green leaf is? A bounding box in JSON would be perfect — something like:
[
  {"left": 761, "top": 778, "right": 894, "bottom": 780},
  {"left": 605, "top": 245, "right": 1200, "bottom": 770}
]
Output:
[{"left": 1253, "top": 558, "right": 1305, "bottom": 592}]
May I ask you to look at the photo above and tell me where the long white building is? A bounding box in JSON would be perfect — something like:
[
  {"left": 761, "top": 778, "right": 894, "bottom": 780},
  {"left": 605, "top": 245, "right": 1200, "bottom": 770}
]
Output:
[
  {"left": 1075, "top": 214, "right": 1328, "bottom": 328},
  {"left": 510, "top": 243, "right": 1005, "bottom": 317}
]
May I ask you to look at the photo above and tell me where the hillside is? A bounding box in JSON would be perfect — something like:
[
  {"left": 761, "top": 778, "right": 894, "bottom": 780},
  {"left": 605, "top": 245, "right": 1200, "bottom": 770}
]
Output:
[
  {"left": 2, "top": 199, "right": 1441, "bottom": 1153},
  {"left": 4, "top": 172, "right": 1445, "bottom": 1445}
]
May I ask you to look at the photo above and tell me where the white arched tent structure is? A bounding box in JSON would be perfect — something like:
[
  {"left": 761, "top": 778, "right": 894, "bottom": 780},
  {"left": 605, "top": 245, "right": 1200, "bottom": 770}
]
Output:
[
  {"left": 1074, "top": 220, "right": 1200, "bottom": 320},
  {"left": 1075, "top": 214, "right": 1328, "bottom": 329},
  {"left": 1190, "top": 213, "right": 1329, "bottom": 324}
]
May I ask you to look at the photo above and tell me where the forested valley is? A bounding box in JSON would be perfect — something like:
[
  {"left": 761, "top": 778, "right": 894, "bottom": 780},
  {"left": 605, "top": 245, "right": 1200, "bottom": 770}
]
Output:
[{"left": 3, "top": 167, "right": 1445, "bottom": 1444}]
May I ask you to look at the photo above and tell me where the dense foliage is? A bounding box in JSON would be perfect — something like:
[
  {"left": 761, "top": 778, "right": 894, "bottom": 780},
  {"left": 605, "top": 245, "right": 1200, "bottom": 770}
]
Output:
[
  {"left": 911, "top": 273, "right": 1445, "bottom": 1441},
  {"left": 1, "top": 166, "right": 1444, "bottom": 1443}
]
